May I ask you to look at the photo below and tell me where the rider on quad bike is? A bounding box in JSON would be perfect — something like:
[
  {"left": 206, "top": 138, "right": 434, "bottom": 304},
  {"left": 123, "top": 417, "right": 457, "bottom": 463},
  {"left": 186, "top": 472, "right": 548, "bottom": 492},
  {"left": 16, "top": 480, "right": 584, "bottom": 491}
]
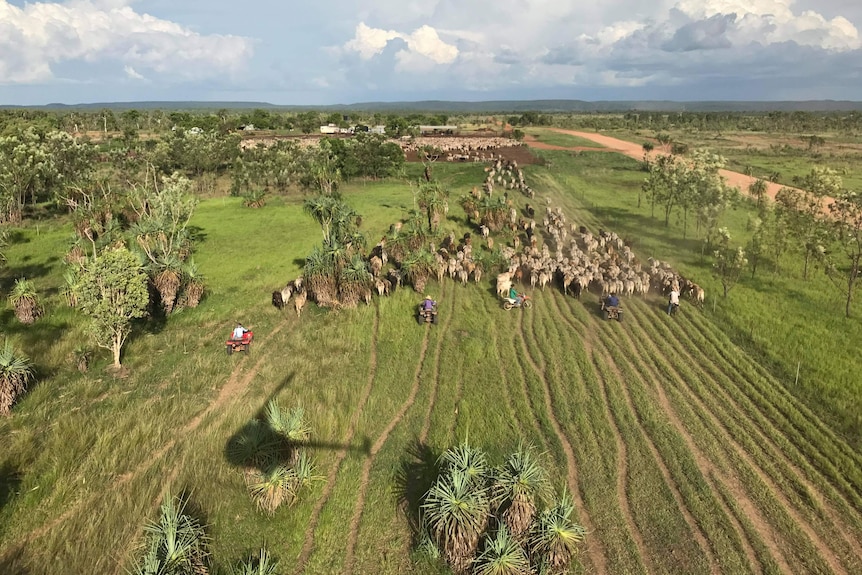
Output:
[{"left": 418, "top": 296, "right": 438, "bottom": 324}]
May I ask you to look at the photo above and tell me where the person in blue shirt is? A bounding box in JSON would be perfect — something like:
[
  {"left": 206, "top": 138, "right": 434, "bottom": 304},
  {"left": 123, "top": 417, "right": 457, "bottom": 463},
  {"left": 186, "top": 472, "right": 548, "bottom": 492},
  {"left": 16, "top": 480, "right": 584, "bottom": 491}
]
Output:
[{"left": 605, "top": 293, "right": 620, "bottom": 308}]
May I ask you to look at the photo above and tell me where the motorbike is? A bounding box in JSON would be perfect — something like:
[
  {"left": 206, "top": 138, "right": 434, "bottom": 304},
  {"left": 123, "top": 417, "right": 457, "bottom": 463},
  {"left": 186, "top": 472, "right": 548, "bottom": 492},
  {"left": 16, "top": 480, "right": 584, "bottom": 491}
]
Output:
[{"left": 502, "top": 293, "right": 533, "bottom": 310}]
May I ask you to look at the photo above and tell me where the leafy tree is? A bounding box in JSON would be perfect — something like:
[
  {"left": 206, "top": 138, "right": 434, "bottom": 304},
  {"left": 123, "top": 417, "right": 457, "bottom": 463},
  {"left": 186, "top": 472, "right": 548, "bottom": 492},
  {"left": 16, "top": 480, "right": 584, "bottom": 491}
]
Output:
[
  {"left": 300, "top": 140, "right": 342, "bottom": 196},
  {"left": 822, "top": 191, "right": 862, "bottom": 318},
  {"left": 0, "top": 340, "right": 34, "bottom": 416},
  {"left": 350, "top": 132, "right": 404, "bottom": 179},
  {"left": 76, "top": 247, "right": 149, "bottom": 368},
  {"left": 775, "top": 168, "right": 838, "bottom": 279},
  {"left": 712, "top": 228, "right": 747, "bottom": 298}
]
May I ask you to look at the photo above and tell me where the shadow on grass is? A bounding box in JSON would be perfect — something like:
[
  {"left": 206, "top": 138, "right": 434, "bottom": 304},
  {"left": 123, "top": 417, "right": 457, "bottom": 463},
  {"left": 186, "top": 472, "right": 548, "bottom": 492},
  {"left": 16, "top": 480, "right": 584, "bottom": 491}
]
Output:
[
  {"left": 0, "top": 463, "right": 22, "bottom": 515},
  {"left": 0, "top": 544, "right": 29, "bottom": 575},
  {"left": 224, "top": 373, "right": 371, "bottom": 471},
  {"left": 394, "top": 440, "right": 441, "bottom": 547},
  {"left": 0, "top": 255, "right": 59, "bottom": 287}
]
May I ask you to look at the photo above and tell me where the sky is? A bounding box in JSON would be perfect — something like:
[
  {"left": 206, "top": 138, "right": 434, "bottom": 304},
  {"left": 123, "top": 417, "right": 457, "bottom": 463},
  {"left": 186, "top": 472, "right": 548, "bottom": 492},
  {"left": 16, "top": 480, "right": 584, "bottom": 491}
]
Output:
[{"left": 1, "top": 0, "right": 861, "bottom": 106}]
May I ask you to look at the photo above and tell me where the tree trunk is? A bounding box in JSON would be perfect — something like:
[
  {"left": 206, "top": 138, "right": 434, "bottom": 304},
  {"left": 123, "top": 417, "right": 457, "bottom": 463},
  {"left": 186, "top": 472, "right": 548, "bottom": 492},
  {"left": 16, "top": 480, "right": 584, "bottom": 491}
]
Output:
[
  {"left": 846, "top": 256, "right": 859, "bottom": 319},
  {"left": 112, "top": 334, "right": 122, "bottom": 368},
  {"left": 803, "top": 249, "right": 811, "bottom": 280}
]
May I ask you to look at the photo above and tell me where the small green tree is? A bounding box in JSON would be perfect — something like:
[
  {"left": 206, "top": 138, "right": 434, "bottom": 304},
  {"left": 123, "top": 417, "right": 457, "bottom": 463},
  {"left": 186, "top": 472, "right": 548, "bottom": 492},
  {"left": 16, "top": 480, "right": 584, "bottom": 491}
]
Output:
[
  {"left": 822, "top": 191, "right": 862, "bottom": 318},
  {"left": 76, "top": 247, "right": 149, "bottom": 369},
  {"left": 748, "top": 178, "right": 769, "bottom": 215},
  {"left": 712, "top": 228, "right": 747, "bottom": 298}
]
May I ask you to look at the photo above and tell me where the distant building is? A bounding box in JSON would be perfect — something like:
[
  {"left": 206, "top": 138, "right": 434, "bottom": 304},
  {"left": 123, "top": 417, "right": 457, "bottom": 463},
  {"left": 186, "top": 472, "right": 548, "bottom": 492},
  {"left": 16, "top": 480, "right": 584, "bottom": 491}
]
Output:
[{"left": 370, "top": 125, "right": 386, "bottom": 135}]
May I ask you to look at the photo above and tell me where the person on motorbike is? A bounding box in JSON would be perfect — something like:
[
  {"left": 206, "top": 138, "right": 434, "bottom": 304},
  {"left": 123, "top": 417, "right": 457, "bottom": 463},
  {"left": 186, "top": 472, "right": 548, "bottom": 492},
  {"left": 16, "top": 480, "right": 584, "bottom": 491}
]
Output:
[
  {"left": 606, "top": 293, "right": 620, "bottom": 308},
  {"left": 422, "top": 296, "right": 436, "bottom": 312},
  {"left": 508, "top": 285, "right": 523, "bottom": 306}
]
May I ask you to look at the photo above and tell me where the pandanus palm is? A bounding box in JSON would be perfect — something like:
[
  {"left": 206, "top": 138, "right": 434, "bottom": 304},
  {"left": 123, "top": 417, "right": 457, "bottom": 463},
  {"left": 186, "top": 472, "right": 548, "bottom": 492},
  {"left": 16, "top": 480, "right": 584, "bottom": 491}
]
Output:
[
  {"left": 401, "top": 248, "right": 437, "bottom": 294},
  {"left": 265, "top": 401, "right": 310, "bottom": 464},
  {"left": 441, "top": 438, "right": 490, "bottom": 487},
  {"left": 421, "top": 468, "right": 490, "bottom": 574},
  {"left": 474, "top": 525, "right": 531, "bottom": 575},
  {"left": 131, "top": 494, "right": 210, "bottom": 575},
  {"left": 528, "top": 490, "right": 586, "bottom": 575},
  {"left": 493, "top": 444, "right": 549, "bottom": 540},
  {"left": 338, "top": 254, "right": 372, "bottom": 308},
  {"left": 9, "top": 277, "right": 42, "bottom": 324},
  {"left": 0, "top": 341, "right": 34, "bottom": 416}
]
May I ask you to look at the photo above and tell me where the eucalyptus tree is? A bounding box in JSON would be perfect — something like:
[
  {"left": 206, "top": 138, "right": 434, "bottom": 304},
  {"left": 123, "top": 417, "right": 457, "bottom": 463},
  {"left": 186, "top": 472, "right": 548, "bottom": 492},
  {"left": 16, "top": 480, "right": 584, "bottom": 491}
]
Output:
[
  {"left": 822, "top": 190, "right": 862, "bottom": 318},
  {"left": 712, "top": 228, "right": 748, "bottom": 298}
]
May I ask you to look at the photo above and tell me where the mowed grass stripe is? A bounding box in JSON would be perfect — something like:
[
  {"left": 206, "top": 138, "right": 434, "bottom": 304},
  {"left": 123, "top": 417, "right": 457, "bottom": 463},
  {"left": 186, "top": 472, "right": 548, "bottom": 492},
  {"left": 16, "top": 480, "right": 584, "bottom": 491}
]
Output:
[
  {"left": 530, "top": 292, "right": 620, "bottom": 575},
  {"left": 682, "top": 306, "right": 862, "bottom": 512},
  {"left": 302, "top": 298, "right": 426, "bottom": 575},
  {"left": 342, "top": 305, "right": 433, "bottom": 575},
  {"left": 553, "top": 291, "right": 719, "bottom": 573},
  {"left": 597, "top": 303, "right": 759, "bottom": 574},
  {"left": 628, "top": 302, "right": 834, "bottom": 574},
  {"left": 584, "top": 313, "right": 719, "bottom": 575},
  {"left": 621, "top": 305, "right": 790, "bottom": 573},
  {"left": 292, "top": 304, "right": 381, "bottom": 575},
  {"left": 654, "top": 306, "right": 862, "bottom": 568}
]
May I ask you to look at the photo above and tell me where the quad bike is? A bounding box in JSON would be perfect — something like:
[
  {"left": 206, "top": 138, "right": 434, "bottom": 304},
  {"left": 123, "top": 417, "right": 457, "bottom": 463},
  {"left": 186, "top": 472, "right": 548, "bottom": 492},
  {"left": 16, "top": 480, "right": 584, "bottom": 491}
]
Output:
[
  {"left": 600, "top": 299, "right": 623, "bottom": 322},
  {"left": 225, "top": 331, "right": 254, "bottom": 355},
  {"left": 417, "top": 303, "right": 438, "bottom": 324},
  {"left": 503, "top": 293, "right": 533, "bottom": 310}
]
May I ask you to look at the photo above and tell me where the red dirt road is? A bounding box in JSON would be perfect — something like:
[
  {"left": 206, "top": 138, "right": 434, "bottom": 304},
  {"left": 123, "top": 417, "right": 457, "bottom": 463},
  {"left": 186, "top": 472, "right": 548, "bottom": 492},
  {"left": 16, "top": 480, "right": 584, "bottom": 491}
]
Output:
[{"left": 534, "top": 129, "right": 833, "bottom": 208}]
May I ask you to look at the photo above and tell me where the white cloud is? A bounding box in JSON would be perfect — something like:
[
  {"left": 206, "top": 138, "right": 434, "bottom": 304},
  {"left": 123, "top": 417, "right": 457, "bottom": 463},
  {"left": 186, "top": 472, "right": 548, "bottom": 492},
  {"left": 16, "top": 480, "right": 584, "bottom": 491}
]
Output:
[
  {"left": 0, "top": 0, "right": 254, "bottom": 84},
  {"left": 343, "top": 22, "right": 458, "bottom": 68},
  {"left": 123, "top": 65, "right": 145, "bottom": 80}
]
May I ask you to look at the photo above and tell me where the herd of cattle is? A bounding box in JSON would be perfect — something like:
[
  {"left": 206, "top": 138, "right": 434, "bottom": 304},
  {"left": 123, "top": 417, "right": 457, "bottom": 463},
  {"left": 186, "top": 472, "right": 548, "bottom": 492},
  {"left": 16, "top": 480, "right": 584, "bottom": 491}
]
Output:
[{"left": 270, "top": 134, "right": 706, "bottom": 314}]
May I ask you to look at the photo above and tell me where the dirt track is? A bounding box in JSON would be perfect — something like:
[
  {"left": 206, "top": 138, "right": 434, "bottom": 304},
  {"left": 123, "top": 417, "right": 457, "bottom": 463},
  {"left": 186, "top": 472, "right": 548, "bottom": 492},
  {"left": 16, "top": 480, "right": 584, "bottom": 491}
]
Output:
[{"left": 535, "top": 129, "right": 832, "bottom": 207}]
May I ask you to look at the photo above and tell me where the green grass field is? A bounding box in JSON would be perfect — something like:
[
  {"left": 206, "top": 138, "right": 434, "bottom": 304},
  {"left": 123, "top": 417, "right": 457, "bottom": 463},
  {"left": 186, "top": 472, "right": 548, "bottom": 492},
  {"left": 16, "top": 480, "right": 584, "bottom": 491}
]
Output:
[
  {"left": 526, "top": 129, "right": 606, "bottom": 149},
  {"left": 1, "top": 155, "right": 861, "bottom": 574}
]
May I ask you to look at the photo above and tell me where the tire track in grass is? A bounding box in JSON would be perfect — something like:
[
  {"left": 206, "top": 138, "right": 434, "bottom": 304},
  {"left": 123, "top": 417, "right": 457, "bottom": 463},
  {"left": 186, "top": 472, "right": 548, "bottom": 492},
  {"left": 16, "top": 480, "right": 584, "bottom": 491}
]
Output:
[
  {"left": 585, "top": 346, "right": 653, "bottom": 573},
  {"left": 10, "top": 322, "right": 286, "bottom": 554},
  {"left": 342, "top": 320, "right": 431, "bottom": 575},
  {"left": 588, "top": 325, "right": 722, "bottom": 575},
  {"left": 687, "top": 305, "right": 862, "bottom": 473},
  {"left": 664, "top": 311, "right": 862, "bottom": 566},
  {"left": 419, "top": 283, "right": 454, "bottom": 444},
  {"left": 557, "top": 292, "right": 713, "bottom": 573},
  {"left": 476, "top": 292, "right": 525, "bottom": 440},
  {"left": 638, "top": 305, "right": 852, "bottom": 574},
  {"left": 682, "top": 309, "right": 862, "bottom": 516},
  {"left": 623, "top": 305, "right": 797, "bottom": 574},
  {"left": 519, "top": 297, "right": 608, "bottom": 575},
  {"left": 292, "top": 305, "right": 380, "bottom": 575},
  {"left": 596, "top": 311, "right": 745, "bottom": 575}
]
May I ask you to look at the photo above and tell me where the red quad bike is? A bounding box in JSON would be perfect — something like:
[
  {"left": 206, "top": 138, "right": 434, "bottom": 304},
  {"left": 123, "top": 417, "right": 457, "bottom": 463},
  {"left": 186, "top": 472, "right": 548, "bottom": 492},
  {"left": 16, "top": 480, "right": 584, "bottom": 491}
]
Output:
[{"left": 225, "top": 331, "right": 254, "bottom": 355}]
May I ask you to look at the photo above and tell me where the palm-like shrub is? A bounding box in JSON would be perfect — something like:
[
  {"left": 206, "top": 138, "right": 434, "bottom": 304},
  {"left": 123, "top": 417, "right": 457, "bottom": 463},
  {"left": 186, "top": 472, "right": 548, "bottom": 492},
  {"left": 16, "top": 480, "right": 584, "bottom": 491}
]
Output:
[
  {"left": 474, "top": 525, "right": 530, "bottom": 575},
  {"left": 304, "top": 248, "right": 338, "bottom": 307},
  {"left": 247, "top": 464, "right": 298, "bottom": 516},
  {"left": 421, "top": 469, "right": 490, "bottom": 574},
  {"left": 153, "top": 256, "right": 183, "bottom": 314},
  {"left": 229, "top": 548, "right": 280, "bottom": 575},
  {"left": 227, "top": 419, "right": 279, "bottom": 468},
  {"left": 62, "top": 268, "right": 80, "bottom": 307},
  {"left": 528, "top": 491, "right": 586, "bottom": 575},
  {"left": 478, "top": 196, "right": 510, "bottom": 232},
  {"left": 178, "top": 259, "right": 205, "bottom": 309},
  {"left": 493, "top": 444, "right": 549, "bottom": 540},
  {"left": 401, "top": 248, "right": 437, "bottom": 294},
  {"left": 441, "top": 438, "right": 490, "bottom": 487},
  {"left": 0, "top": 341, "right": 34, "bottom": 416},
  {"left": 130, "top": 494, "right": 210, "bottom": 575},
  {"left": 9, "top": 277, "right": 42, "bottom": 324},
  {"left": 338, "top": 254, "right": 372, "bottom": 308},
  {"left": 265, "top": 401, "right": 310, "bottom": 464}
]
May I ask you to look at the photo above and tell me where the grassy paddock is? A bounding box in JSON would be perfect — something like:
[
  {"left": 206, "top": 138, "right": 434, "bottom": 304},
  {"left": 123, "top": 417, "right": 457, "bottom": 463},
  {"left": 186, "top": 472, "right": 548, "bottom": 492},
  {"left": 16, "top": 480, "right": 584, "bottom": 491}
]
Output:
[{"left": 0, "top": 159, "right": 860, "bottom": 574}]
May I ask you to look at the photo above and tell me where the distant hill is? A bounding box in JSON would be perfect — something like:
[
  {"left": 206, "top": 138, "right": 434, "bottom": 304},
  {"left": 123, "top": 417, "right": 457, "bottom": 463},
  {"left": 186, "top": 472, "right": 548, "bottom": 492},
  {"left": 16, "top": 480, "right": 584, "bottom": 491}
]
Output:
[{"left": 4, "top": 99, "right": 862, "bottom": 113}]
